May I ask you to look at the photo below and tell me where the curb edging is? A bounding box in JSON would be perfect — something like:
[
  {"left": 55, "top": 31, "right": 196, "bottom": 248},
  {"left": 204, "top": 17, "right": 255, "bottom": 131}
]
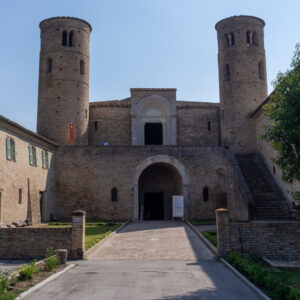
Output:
[
  {"left": 184, "top": 219, "right": 218, "bottom": 256},
  {"left": 16, "top": 263, "right": 76, "bottom": 299},
  {"left": 220, "top": 258, "right": 271, "bottom": 300},
  {"left": 185, "top": 220, "right": 271, "bottom": 300}
]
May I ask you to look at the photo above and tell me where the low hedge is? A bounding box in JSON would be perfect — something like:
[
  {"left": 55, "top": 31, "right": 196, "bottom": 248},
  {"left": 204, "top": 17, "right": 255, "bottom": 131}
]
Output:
[{"left": 226, "top": 252, "right": 300, "bottom": 300}]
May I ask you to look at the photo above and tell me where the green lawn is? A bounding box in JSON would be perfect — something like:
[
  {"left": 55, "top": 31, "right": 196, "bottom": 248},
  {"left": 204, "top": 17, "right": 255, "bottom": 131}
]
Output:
[
  {"left": 85, "top": 224, "right": 120, "bottom": 250},
  {"left": 44, "top": 222, "right": 122, "bottom": 250},
  {"left": 202, "top": 230, "right": 217, "bottom": 247}
]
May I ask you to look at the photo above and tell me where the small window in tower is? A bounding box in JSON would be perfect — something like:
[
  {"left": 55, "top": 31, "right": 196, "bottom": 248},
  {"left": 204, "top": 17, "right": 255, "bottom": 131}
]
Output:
[
  {"left": 47, "top": 58, "right": 52, "bottom": 73},
  {"left": 208, "top": 121, "right": 211, "bottom": 131},
  {"left": 230, "top": 32, "right": 235, "bottom": 46},
  {"left": 62, "top": 30, "right": 67, "bottom": 46},
  {"left": 203, "top": 186, "right": 209, "bottom": 202},
  {"left": 224, "top": 63, "right": 230, "bottom": 81},
  {"left": 94, "top": 121, "right": 98, "bottom": 130},
  {"left": 85, "top": 109, "right": 88, "bottom": 119},
  {"left": 80, "top": 60, "right": 85, "bottom": 75},
  {"left": 18, "top": 188, "right": 22, "bottom": 204},
  {"left": 226, "top": 32, "right": 235, "bottom": 47},
  {"left": 258, "top": 62, "right": 264, "bottom": 80},
  {"left": 246, "top": 30, "right": 252, "bottom": 45},
  {"left": 111, "top": 187, "right": 118, "bottom": 202},
  {"left": 69, "top": 31, "right": 74, "bottom": 47}
]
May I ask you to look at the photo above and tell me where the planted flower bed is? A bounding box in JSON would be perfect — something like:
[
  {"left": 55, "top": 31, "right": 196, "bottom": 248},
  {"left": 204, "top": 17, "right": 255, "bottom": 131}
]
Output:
[
  {"left": 226, "top": 252, "right": 300, "bottom": 300},
  {"left": 0, "top": 249, "right": 63, "bottom": 299}
]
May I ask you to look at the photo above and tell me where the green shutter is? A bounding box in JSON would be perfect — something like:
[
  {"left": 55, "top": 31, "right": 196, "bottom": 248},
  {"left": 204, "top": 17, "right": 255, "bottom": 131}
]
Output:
[
  {"left": 42, "top": 150, "right": 46, "bottom": 169},
  {"left": 47, "top": 152, "right": 51, "bottom": 169},
  {"left": 35, "top": 148, "right": 38, "bottom": 166},
  {"left": 28, "top": 145, "right": 33, "bottom": 165},
  {"left": 6, "top": 138, "right": 11, "bottom": 160},
  {"left": 13, "top": 141, "right": 17, "bottom": 161}
]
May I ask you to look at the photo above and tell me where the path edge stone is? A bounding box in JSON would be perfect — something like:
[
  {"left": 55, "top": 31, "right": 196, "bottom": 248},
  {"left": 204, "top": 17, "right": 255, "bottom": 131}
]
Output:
[
  {"left": 220, "top": 258, "right": 271, "bottom": 300},
  {"left": 184, "top": 219, "right": 218, "bottom": 256}
]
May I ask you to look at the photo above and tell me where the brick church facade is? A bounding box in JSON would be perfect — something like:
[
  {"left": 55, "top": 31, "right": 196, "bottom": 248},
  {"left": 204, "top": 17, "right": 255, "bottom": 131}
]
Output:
[{"left": 0, "top": 15, "right": 299, "bottom": 225}]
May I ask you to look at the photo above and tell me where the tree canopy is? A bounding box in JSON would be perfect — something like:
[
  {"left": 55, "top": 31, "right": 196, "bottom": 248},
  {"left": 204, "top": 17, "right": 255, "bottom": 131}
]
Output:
[{"left": 262, "top": 44, "right": 300, "bottom": 200}]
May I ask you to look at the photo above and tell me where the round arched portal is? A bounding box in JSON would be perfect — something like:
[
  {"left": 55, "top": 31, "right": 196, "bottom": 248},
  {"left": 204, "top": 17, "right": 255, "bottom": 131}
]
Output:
[{"left": 132, "top": 155, "right": 189, "bottom": 221}]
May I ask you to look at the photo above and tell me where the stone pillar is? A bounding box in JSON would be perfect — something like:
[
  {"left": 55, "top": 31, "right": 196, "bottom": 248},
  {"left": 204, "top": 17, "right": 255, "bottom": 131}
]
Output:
[
  {"left": 71, "top": 210, "right": 86, "bottom": 259},
  {"left": 216, "top": 208, "right": 231, "bottom": 257}
]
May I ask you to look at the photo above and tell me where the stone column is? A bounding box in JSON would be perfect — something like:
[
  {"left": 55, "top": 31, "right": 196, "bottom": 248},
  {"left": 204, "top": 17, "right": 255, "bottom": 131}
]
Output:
[
  {"left": 71, "top": 210, "right": 86, "bottom": 259},
  {"left": 216, "top": 208, "right": 231, "bottom": 257}
]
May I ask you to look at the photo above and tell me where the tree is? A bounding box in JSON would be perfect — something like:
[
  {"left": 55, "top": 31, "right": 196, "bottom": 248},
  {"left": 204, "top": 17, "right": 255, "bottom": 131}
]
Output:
[{"left": 262, "top": 44, "right": 300, "bottom": 201}]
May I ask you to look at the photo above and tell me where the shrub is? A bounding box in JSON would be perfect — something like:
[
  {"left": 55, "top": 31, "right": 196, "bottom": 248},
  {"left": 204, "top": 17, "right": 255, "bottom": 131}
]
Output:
[
  {"left": 202, "top": 231, "right": 217, "bottom": 247},
  {"left": 0, "top": 271, "right": 10, "bottom": 294},
  {"left": 46, "top": 248, "right": 55, "bottom": 258},
  {"left": 45, "top": 256, "right": 60, "bottom": 271},
  {"left": 226, "top": 252, "right": 300, "bottom": 300},
  {"left": 18, "top": 262, "right": 37, "bottom": 281}
]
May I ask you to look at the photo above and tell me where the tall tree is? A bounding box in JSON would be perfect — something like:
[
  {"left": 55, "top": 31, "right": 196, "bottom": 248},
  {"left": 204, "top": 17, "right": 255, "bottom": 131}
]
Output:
[{"left": 262, "top": 44, "right": 300, "bottom": 201}]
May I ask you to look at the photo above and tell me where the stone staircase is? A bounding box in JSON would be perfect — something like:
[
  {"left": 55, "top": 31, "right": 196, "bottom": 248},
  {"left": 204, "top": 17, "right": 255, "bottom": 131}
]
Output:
[{"left": 235, "top": 154, "right": 289, "bottom": 220}]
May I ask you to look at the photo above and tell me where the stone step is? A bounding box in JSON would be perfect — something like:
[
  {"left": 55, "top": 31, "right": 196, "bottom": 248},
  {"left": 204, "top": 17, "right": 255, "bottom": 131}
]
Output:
[{"left": 235, "top": 154, "right": 287, "bottom": 220}]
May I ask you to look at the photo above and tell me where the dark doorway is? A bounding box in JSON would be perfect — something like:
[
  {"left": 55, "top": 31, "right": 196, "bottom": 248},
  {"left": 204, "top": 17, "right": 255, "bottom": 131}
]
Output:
[
  {"left": 144, "top": 123, "right": 163, "bottom": 145},
  {"left": 144, "top": 192, "right": 164, "bottom": 220}
]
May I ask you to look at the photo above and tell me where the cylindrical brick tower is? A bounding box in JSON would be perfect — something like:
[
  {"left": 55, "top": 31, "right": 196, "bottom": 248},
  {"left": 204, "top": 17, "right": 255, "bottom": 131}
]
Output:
[
  {"left": 215, "top": 16, "right": 268, "bottom": 153},
  {"left": 37, "top": 17, "right": 92, "bottom": 145}
]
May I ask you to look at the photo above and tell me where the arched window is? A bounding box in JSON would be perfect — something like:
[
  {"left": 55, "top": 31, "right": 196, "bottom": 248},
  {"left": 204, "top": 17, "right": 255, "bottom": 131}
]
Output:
[
  {"left": 247, "top": 30, "right": 259, "bottom": 46},
  {"left": 62, "top": 30, "right": 67, "bottom": 46},
  {"left": 225, "top": 32, "right": 235, "bottom": 47},
  {"left": 224, "top": 63, "right": 230, "bottom": 81},
  {"left": 47, "top": 58, "right": 52, "bottom": 73},
  {"left": 247, "top": 30, "right": 253, "bottom": 45},
  {"left": 258, "top": 62, "right": 264, "bottom": 80},
  {"left": 203, "top": 186, "right": 209, "bottom": 201},
  {"left": 111, "top": 187, "right": 118, "bottom": 202},
  {"left": 80, "top": 60, "right": 85, "bottom": 75},
  {"left": 69, "top": 31, "right": 74, "bottom": 47},
  {"left": 230, "top": 32, "right": 235, "bottom": 46}
]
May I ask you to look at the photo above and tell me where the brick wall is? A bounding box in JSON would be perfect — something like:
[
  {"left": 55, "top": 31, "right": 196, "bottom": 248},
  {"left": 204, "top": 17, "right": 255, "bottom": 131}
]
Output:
[
  {"left": 0, "top": 211, "right": 85, "bottom": 259},
  {"left": 0, "top": 227, "right": 72, "bottom": 259},
  {"left": 0, "top": 126, "right": 56, "bottom": 224},
  {"left": 217, "top": 209, "right": 300, "bottom": 260},
  {"left": 177, "top": 103, "right": 220, "bottom": 146},
  {"left": 54, "top": 145, "right": 234, "bottom": 221},
  {"left": 89, "top": 106, "right": 131, "bottom": 146}
]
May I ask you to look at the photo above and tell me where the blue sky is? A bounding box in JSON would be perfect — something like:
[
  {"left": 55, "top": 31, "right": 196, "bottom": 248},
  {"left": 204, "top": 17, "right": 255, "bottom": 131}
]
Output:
[{"left": 0, "top": 0, "right": 299, "bottom": 131}]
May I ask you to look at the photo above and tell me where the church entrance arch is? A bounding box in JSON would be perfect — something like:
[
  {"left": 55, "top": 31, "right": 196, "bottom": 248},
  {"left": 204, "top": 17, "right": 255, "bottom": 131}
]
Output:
[{"left": 132, "top": 155, "right": 189, "bottom": 221}]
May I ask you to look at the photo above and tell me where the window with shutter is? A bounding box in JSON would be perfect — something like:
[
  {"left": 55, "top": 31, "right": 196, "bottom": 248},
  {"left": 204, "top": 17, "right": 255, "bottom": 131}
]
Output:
[
  {"left": 12, "top": 140, "right": 17, "bottom": 161},
  {"left": 35, "top": 148, "right": 38, "bottom": 166},
  {"left": 6, "top": 138, "right": 11, "bottom": 160},
  {"left": 47, "top": 152, "right": 50, "bottom": 170},
  {"left": 29, "top": 145, "right": 33, "bottom": 165},
  {"left": 42, "top": 150, "right": 46, "bottom": 169}
]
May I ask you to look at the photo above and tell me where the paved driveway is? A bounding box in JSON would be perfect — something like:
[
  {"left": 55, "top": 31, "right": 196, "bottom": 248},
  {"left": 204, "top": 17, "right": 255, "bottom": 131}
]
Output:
[
  {"left": 87, "top": 221, "right": 215, "bottom": 261},
  {"left": 24, "top": 221, "right": 259, "bottom": 300}
]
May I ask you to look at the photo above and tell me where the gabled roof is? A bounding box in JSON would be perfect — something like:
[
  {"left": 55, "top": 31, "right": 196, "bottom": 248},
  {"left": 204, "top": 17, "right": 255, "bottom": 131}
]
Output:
[{"left": 0, "top": 115, "right": 58, "bottom": 149}]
